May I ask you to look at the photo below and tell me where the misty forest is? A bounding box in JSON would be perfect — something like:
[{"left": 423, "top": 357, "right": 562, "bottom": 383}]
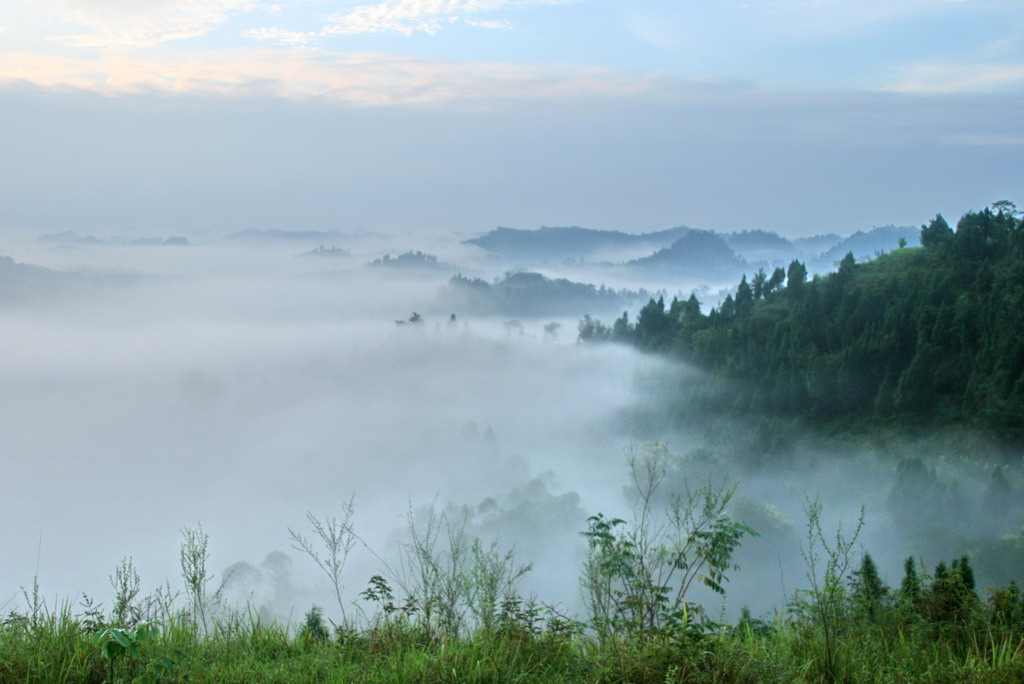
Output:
[{"left": 1, "top": 205, "right": 1024, "bottom": 683}]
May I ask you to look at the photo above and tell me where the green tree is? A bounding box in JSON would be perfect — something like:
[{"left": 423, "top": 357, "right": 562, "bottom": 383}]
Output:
[
  {"left": 612, "top": 311, "right": 632, "bottom": 341},
  {"left": 636, "top": 297, "right": 672, "bottom": 350},
  {"left": 899, "top": 556, "right": 921, "bottom": 605},
  {"left": 837, "top": 251, "right": 856, "bottom": 278},
  {"left": 786, "top": 260, "right": 807, "bottom": 296},
  {"left": 735, "top": 275, "right": 754, "bottom": 315},
  {"left": 849, "top": 553, "right": 886, "bottom": 619},
  {"left": 683, "top": 293, "right": 701, "bottom": 319},
  {"left": 577, "top": 314, "right": 610, "bottom": 342},
  {"left": 765, "top": 266, "right": 786, "bottom": 296},
  {"left": 927, "top": 556, "right": 979, "bottom": 624},
  {"left": 719, "top": 294, "right": 736, "bottom": 319},
  {"left": 751, "top": 268, "right": 767, "bottom": 300},
  {"left": 920, "top": 214, "right": 953, "bottom": 250}
]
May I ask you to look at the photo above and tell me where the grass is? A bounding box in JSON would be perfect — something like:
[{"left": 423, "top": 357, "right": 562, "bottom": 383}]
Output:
[
  {"left": 2, "top": 604, "right": 1022, "bottom": 683},
  {"left": 4, "top": 471, "right": 1023, "bottom": 682}
]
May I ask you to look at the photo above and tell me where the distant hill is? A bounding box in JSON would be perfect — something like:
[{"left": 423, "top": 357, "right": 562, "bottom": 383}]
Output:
[
  {"left": 465, "top": 224, "right": 923, "bottom": 280},
  {"left": 367, "top": 251, "right": 456, "bottom": 272},
  {"left": 463, "top": 225, "right": 690, "bottom": 261},
  {"left": 0, "top": 255, "right": 72, "bottom": 281},
  {"left": 441, "top": 271, "right": 651, "bottom": 318},
  {"left": 725, "top": 229, "right": 792, "bottom": 251},
  {"left": 37, "top": 232, "right": 189, "bottom": 247},
  {"left": 38, "top": 231, "right": 104, "bottom": 245},
  {"left": 0, "top": 254, "right": 97, "bottom": 300},
  {"left": 627, "top": 230, "right": 748, "bottom": 282},
  {"left": 792, "top": 233, "right": 843, "bottom": 258},
  {"left": 300, "top": 245, "right": 350, "bottom": 258},
  {"left": 724, "top": 229, "right": 797, "bottom": 265},
  {"left": 811, "top": 225, "right": 919, "bottom": 271}
]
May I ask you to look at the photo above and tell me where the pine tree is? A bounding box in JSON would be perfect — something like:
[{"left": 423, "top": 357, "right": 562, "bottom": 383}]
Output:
[
  {"left": 786, "top": 260, "right": 807, "bottom": 296},
  {"left": 736, "top": 275, "right": 754, "bottom": 315},
  {"left": 851, "top": 553, "right": 887, "bottom": 619},
  {"left": 766, "top": 267, "right": 786, "bottom": 296},
  {"left": 752, "top": 268, "right": 767, "bottom": 300},
  {"left": 928, "top": 557, "right": 978, "bottom": 624},
  {"left": 899, "top": 556, "right": 921, "bottom": 604},
  {"left": 952, "top": 555, "right": 976, "bottom": 595},
  {"left": 920, "top": 214, "right": 954, "bottom": 250}
]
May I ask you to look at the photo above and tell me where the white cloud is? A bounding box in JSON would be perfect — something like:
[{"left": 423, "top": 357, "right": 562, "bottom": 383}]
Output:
[
  {"left": 0, "top": 48, "right": 659, "bottom": 104},
  {"left": 885, "top": 61, "right": 1024, "bottom": 93},
  {"left": 242, "top": 26, "right": 316, "bottom": 45},
  {"left": 464, "top": 18, "right": 513, "bottom": 29},
  {"left": 32, "top": 0, "right": 256, "bottom": 47},
  {"left": 322, "top": 0, "right": 573, "bottom": 37}
]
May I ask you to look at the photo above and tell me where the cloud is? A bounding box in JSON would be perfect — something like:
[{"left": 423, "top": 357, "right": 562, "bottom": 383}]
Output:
[
  {"left": 241, "top": 26, "right": 317, "bottom": 46},
  {"left": 464, "top": 18, "right": 513, "bottom": 30},
  {"left": 0, "top": 48, "right": 660, "bottom": 104},
  {"left": 322, "top": 0, "right": 574, "bottom": 37},
  {"left": 885, "top": 61, "right": 1024, "bottom": 93},
  {"left": 32, "top": 0, "right": 255, "bottom": 47}
]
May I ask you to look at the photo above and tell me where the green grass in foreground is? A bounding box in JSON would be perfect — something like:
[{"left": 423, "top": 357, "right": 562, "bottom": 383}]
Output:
[
  {"left": 2, "top": 603, "right": 1023, "bottom": 684},
  {"left": 5, "top": 451, "right": 1023, "bottom": 682}
]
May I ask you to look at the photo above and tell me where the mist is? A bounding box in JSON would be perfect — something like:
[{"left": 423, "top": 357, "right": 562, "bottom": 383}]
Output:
[
  {"left": 0, "top": 232, "right": 658, "bottom": 614},
  {"left": 2, "top": 230, "right": 1020, "bottom": 627}
]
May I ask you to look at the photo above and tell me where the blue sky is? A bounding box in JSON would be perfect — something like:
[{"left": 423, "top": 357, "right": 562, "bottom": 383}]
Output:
[{"left": 1, "top": 0, "right": 1022, "bottom": 237}]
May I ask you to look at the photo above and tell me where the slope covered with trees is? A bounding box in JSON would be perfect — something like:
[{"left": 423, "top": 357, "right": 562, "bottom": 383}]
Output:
[
  {"left": 581, "top": 206, "right": 1024, "bottom": 441},
  {"left": 444, "top": 271, "right": 652, "bottom": 318}
]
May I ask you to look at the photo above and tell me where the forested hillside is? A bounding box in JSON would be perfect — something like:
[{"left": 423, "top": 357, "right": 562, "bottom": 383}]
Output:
[
  {"left": 581, "top": 205, "right": 1024, "bottom": 441},
  {"left": 443, "top": 271, "right": 652, "bottom": 317}
]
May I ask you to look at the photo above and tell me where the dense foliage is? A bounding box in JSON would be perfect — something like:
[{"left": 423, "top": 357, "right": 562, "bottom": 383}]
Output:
[{"left": 581, "top": 206, "right": 1024, "bottom": 441}]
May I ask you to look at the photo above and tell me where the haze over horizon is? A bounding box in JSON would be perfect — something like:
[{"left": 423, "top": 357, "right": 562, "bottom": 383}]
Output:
[{"left": 1, "top": 0, "right": 1022, "bottom": 238}]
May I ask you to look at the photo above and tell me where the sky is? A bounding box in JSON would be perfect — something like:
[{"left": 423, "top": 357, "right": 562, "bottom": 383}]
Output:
[{"left": 1, "top": 0, "right": 1023, "bottom": 237}]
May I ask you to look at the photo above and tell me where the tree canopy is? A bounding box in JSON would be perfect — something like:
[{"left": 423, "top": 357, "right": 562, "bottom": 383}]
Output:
[{"left": 580, "top": 206, "right": 1024, "bottom": 442}]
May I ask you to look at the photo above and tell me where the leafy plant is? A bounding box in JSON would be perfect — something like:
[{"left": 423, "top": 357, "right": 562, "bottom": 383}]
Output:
[
  {"left": 580, "top": 443, "right": 755, "bottom": 640},
  {"left": 95, "top": 620, "right": 175, "bottom": 684}
]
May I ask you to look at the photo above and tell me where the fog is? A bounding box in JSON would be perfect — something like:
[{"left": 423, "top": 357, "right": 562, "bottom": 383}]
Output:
[
  {"left": 0, "top": 233, "right": 654, "bottom": 614},
  {"left": 2, "top": 232, "right": 1020, "bottom": 625}
]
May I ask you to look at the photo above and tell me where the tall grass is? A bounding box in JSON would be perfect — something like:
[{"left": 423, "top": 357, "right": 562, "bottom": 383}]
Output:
[
  {"left": 3, "top": 461, "right": 1023, "bottom": 682},
  {"left": 2, "top": 593, "right": 1023, "bottom": 682}
]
